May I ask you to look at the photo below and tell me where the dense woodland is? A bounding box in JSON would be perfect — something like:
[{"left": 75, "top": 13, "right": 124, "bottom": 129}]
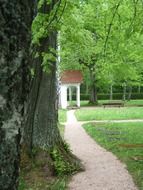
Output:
[{"left": 0, "top": 0, "right": 143, "bottom": 189}]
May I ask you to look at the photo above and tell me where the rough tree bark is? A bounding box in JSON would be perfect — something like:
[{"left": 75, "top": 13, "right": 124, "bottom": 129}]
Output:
[
  {"left": 24, "top": 31, "right": 62, "bottom": 150},
  {"left": 23, "top": 0, "right": 81, "bottom": 176},
  {"left": 0, "top": 1, "right": 34, "bottom": 189}
]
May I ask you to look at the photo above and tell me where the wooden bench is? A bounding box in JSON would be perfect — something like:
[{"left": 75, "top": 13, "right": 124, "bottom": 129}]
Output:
[{"left": 102, "top": 102, "right": 124, "bottom": 108}]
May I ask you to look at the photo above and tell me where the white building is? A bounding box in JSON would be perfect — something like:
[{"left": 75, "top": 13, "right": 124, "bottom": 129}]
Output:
[{"left": 59, "top": 70, "right": 83, "bottom": 109}]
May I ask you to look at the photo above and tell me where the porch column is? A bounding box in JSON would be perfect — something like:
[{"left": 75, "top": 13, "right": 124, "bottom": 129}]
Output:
[
  {"left": 76, "top": 85, "right": 80, "bottom": 107},
  {"left": 61, "top": 85, "right": 67, "bottom": 109},
  {"left": 69, "top": 87, "right": 72, "bottom": 102}
]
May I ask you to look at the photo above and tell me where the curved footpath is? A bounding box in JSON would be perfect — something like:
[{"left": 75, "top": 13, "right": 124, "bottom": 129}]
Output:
[{"left": 64, "top": 110, "right": 138, "bottom": 190}]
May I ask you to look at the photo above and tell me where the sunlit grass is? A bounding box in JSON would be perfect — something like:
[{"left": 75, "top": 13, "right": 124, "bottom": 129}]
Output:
[
  {"left": 75, "top": 107, "right": 143, "bottom": 121},
  {"left": 83, "top": 122, "right": 143, "bottom": 189},
  {"left": 58, "top": 109, "right": 67, "bottom": 123},
  {"left": 68, "top": 99, "right": 143, "bottom": 107}
]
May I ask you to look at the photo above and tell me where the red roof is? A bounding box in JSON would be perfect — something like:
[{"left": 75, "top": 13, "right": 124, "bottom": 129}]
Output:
[{"left": 60, "top": 70, "right": 83, "bottom": 84}]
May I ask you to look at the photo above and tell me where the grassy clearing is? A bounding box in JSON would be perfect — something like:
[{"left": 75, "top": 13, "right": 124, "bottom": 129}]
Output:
[
  {"left": 83, "top": 122, "right": 143, "bottom": 189},
  {"left": 75, "top": 107, "right": 143, "bottom": 121},
  {"left": 71, "top": 99, "right": 143, "bottom": 107},
  {"left": 125, "top": 100, "right": 143, "bottom": 106}
]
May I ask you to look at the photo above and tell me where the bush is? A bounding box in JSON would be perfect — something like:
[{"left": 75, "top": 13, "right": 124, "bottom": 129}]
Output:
[
  {"left": 81, "top": 93, "right": 143, "bottom": 100},
  {"left": 68, "top": 93, "right": 143, "bottom": 101}
]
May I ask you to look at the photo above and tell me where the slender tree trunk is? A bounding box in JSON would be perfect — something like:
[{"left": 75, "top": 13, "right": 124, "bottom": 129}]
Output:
[
  {"left": 127, "top": 86, "right": 132, "bottom": 101},
  {"left": 138, "top": 85, "right": 141, "bottom": 93},
  {"left": 110, "top": 84, "right": 113, "bottom": 100},
  {"left": 89, "top": 69, "right": 98, "bottom": 104},
  {"left": 85, "top": 82, "right": 89, "bottom": 95},
  {"left": 122, "top": 83, "right": 127, "bottom": 101}
]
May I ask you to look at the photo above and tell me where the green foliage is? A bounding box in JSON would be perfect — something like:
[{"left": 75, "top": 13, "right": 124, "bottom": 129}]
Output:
[
  {"left": 50, "top": 147, "right": 76, "bottom": 176},
  {"left": 49, "top": 177, "right": 67, "bottom": 190},
  {"left": 32, "top": 0, "right": 66, "bottom": 45},
  {"left": 30, "top": 68, "right": 35, "bottom": 78},
  {"left": 79, "top": 93, "right": 143, "bottom": 101},
  {"left": 60, "top": 0, "right": 143, "bottom": 99},
  {"left": 83, "top": 122, "right": 143, "bottom": 189},
  {"left": 38, "top": 0, "right": 52, "bottom": 9},
  {"left": 41, "top": 52, "right": 56, "bottom": 73},
  {"left": 63, "top": 141, "right": 71, "bottom": 153},
  {"left": 32, "top": 12, "right": 50, "bottom": 45},
  {"left": 32, "top": 0, "right": 67, "bottom": 73},
  {"left": 18, "top": 177, "right": 28, "bottom": 190}
]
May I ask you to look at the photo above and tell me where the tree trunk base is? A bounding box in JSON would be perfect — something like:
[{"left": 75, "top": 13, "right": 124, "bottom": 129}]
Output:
[
  {"left": 20, "top": 143, "right": 84, "bottom": 189},
  {"left": 88, "top": 100, "right": 98, "bottom": 105}
]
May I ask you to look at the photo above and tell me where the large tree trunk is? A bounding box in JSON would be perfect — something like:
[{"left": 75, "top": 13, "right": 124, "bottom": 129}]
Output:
[
  {"left": 23, "top": 0, "right": 81, "bottom": 176},
  {"left": 24, "top": 31, "right": 62, "bottom": 150},
  {"left": 0, "top": 0, "right": 34, "bottom": 189}
]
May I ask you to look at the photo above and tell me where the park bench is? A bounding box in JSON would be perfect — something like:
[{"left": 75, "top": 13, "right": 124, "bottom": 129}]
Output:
[{"left": 102, "top": 101, "right": 124, "bottom": 108}]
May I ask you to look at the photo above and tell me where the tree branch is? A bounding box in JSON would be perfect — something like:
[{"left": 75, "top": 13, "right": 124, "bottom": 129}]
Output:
[{"left": 103, "top": 1, "right": 122, "bottom": 56}]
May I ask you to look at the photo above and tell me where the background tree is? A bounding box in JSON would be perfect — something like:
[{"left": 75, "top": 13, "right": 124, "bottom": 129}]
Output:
[{"left": 60, "top": 0, "right": 143, "bottom": 103}]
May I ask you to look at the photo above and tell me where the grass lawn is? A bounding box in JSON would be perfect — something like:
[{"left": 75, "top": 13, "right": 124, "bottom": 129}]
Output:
[
  {"left": 125, "top": 100, "right": 143, "bottom": 106},
  {"left": 75, "top": 107, "right": 143, "bottom": 121},
  {"left": 58, "top": 109, "right": 67, "bottom": 123},
  {"left": 58, "top": 109, "right": 67, "bottom": 139},
  {"left": 70, "top": 99, "right": 143, "bottom": 107},
  {"left": 66, "top": 100, "right": 143, "bottom": 109},
  {"left": 83, "top": 122, "right": 143, "bottom": 189}
]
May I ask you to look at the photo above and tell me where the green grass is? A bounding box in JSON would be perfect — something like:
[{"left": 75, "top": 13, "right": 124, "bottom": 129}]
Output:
[
  {"left": 69, "top": 99, "right": 143, "bottom": 107},
  {"left": 58, "top": 109, "right": 67, "bottom": 138},
  {"left": 67, "top": 101, "right": 89, "bottom": 107},
  {"left": 83, "top": 122, "right": 143, "bottom": 190},
  {"left": 58, "top": 109, "right": 67, "bottom": 123},
  {"left": 75, "top": 107, "right": 143, "bottom": 121},
  {"left": 19, "top": 177, "right": 68, "bottom": 190},
  {"left": 49, "top": 177, "right": 68, "bottom": 190},
  {"left": 125, "top": 99, "right": 143, "bottom": 106}
]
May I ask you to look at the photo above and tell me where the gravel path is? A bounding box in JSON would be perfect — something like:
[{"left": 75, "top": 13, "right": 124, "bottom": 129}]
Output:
[{"left": 64, "top": 110, "right": 138, "bottom": 190}]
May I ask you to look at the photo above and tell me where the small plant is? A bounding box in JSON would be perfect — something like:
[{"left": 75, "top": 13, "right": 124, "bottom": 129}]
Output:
[
  {"left": 18, "top": 177, "right": 27, "bottom": 190},
  {"left": 50, "top": 177, "right": 67, "bottom": 190},
  {"left": 63, "top": 140, "right": 71, "bottom": 153},
  {"left": 50, "top": 147, "right": 77, "bottom": 176}
]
